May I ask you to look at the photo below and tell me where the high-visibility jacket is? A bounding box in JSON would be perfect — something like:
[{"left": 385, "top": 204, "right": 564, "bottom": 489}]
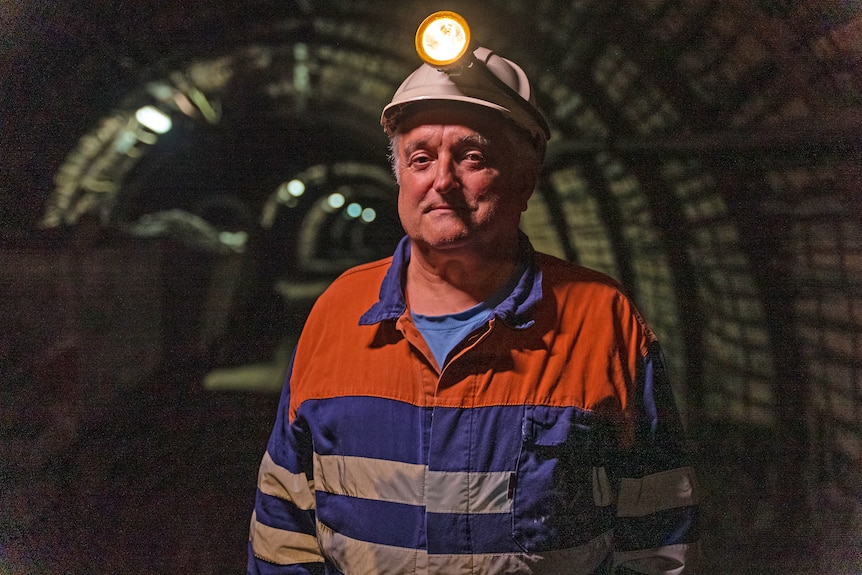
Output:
[{"left": 248, "top": 236, "right": 699, "bottom": 574}]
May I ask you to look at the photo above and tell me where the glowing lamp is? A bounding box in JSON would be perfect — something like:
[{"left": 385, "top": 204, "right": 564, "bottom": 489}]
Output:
[
  {"left": 135, "top": 105, "right": 172, "bottom": 134},
  {"left": 415, "top": 11, "right": 471, "bottom": 69}
]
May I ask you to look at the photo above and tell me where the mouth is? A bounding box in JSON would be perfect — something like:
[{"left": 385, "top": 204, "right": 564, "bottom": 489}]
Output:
[
  {"left": 424, "top": 204, "right": 456, "bottom": 214},
  {"left": 426, "top": 201, "right": 469, "bottom": 212}
]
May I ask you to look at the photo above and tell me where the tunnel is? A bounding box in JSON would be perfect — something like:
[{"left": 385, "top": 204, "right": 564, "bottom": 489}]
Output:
[{"left": 1, "top": 1, "right": 861, "bottom": 573}]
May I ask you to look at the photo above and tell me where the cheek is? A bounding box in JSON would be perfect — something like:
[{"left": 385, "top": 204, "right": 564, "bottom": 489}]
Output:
[
  {"left": 398, "top": 175, "right": 425, "bottom": 198},
  {"left": 396, "top": 189, "right": 418, "bottom": 227},
  {"left": 471, "top": 179, "right": 517, "bottom": 210},
  {"left": 494, "top": 178, "right": 532, "bottom": 213},
  {"left": 396, "top": 189, "right": 408, "bottom": 215},
  {"left": 485, "top": 189, "right": 529, "bottom": 223},
  {"left": 397, "top": 169, "right": 428, "bottom": 197}
]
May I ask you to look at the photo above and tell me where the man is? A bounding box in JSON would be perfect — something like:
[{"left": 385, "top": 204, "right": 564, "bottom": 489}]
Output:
[{"left": 248, "top": 43, "right": 699, "bottom": 574}]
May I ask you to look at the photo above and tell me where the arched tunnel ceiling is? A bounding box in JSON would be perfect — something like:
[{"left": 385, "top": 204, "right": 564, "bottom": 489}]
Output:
[
  {"left": 3, "top": 0, "right": 860, "bottom": 231},
  {"left": 3, "top": 1, "right": 862, "bottom": 426},
  {"left": 3, "top": 4, "right": 862, "bottom": 570}
]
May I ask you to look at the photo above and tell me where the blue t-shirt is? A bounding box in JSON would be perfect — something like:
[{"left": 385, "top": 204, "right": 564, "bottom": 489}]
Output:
[
  {"left": 411, "top": 303, "right": 492, "bottom": 368},
  {"left": 411, "top": 264, "right": 524, "bottom": 368}
]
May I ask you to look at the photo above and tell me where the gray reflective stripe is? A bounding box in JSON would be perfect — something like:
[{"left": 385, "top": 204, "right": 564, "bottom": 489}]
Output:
[
  {"left": 314, "top": 453, "right": 513, "bottom": 514},
  {"left": 613, "top": 542, "right": 693, "bottom": 574},
  {"left": 315, "top": 453, "right": 426, "bottom": 506},
  {"left": 258, "top": 451, "right": 316, "bottom": 510},
  {"left": 426, "top": 469, "right": 512, "bottom": 514},
  {"left": 318, "top": 520, "right": 424, "bottom": 574},
  {"left": 617, "top": 466, "right": 699, "bottom": 517},
  {"left": 249, "top": 510, "right": 323, "bottom": 566},
  {"left": 319, "top": 522, "right": 613, "bottom": 575}
]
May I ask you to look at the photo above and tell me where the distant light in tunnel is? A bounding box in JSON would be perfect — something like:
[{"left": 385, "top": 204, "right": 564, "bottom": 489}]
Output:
[
  {"left": 219, "top": 230, "right": 248, "bottom": 250},
  {"left": 135, "top": 105, "right": 172, "bottom": 134},
  {"left": 346, "top": 202, "right": 362, "bottom": 218},
  {"left": 361, "top": 207, "right": 377, "bottom": 223},
  {"left": 275, "top": 179, "right": 306, "bottom": 208},
  {"left": 287, "top": 179, "right": 306, "bottom": 197},
  {"left": 326, "top": 193, "right": 346, "bottom": 210}
]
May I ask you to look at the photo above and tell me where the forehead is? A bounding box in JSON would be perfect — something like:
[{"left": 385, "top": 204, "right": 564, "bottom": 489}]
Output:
[{"left": 396, "top": 103, "right": 513, "bottom": 141}]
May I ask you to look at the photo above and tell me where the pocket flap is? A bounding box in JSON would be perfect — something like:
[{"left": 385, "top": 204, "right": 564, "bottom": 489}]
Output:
[{"left": 522, "top": 405, "right": 593, "bottom": 447}]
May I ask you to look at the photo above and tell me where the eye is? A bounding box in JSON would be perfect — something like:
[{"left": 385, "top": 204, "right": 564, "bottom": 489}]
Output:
[
  {"left": 461, "top": 150, "right": 486, "bottom": 166},
  {"left": 408, "top": 152, "right": 433, "bottom": 169}
]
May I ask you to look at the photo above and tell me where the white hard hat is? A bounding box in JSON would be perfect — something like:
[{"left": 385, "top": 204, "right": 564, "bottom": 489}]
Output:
[{"left": 381, "top": 47, "right": 550, "bottom": 146}]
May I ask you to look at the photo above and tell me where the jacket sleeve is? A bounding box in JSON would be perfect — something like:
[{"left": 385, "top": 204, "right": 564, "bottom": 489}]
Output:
[
  {"left": 610, "top": 342, "right": 701, "bottom": 574},
  {"left": 248, "top": 355, "right": 325, "bottom": 575}
]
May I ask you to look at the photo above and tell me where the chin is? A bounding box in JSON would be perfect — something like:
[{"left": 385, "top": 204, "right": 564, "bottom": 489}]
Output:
[{"left": 414, "top": 233, "right": 472, "bottom": 251}]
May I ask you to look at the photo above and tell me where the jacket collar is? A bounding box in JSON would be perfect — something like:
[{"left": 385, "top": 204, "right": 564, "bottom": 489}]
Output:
[{"left": 359, "top": 233, "right": 542, "bottom": 329}]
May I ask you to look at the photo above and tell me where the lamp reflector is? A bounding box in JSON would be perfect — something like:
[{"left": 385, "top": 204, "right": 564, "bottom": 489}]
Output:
[{"left": 415, "top": 11, "right": 471, "bottom": 68}]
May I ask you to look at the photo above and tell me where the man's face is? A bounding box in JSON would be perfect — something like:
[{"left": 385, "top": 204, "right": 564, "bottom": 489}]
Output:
[{"left": 394, "top": 105, "right": 534, "bottom": 255}]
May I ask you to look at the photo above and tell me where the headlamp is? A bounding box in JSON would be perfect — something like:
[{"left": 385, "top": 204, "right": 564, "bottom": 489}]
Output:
[
  {"left": 415, "top": 11, "right": 472, "bottom": 70},
  {"left": 383, "top": 11, "right": 550, "bottom": 148}
]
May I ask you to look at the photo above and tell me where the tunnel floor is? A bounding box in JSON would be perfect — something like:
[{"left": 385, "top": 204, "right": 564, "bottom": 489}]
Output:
[{"left": 5, "top": 376, "right": 276, "bottom": 574}]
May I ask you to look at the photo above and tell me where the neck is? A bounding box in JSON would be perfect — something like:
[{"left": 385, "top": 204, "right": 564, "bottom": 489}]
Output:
[{"left": 406, "top": 237, "right": 520, "bottom": 316}]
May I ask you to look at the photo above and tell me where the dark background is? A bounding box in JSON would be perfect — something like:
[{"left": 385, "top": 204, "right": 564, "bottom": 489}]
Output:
[{"left": 2, "top": 1, "right": 861, "bottom": 573}]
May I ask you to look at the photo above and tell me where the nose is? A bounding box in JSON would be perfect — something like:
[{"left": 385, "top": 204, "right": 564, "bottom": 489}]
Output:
[{"left": 431, "top": 156, "right": 458, "bottom": 195}]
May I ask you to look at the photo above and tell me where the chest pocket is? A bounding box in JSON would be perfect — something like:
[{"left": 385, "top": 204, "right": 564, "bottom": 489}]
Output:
[{"left": 511, "top": 405, "right": 616, "bottom": 553}]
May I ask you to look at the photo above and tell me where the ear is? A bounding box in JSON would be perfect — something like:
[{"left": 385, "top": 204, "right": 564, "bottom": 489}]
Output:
[
  {"left": 517, "top": 168, "right": 538, "bottom": 212},
  {"left": 519, "top": 186, "right": 534, "bottom": 212}
]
